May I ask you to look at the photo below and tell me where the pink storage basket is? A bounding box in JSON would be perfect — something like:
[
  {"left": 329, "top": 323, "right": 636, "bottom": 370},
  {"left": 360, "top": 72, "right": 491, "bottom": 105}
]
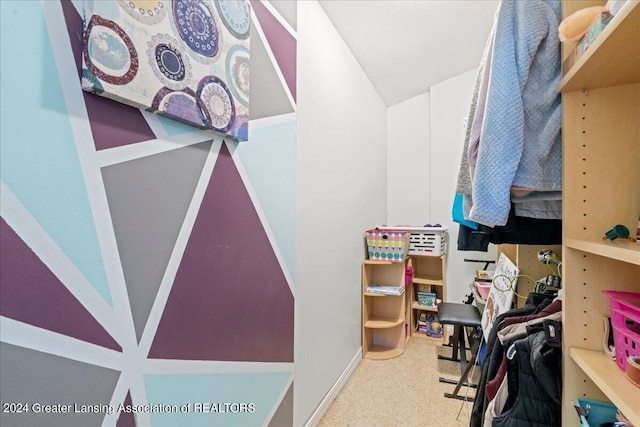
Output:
[
  {"left": 602, "top": 290, "right": 640, "bottom": 371},
  {"left": 365, "top": 228, "right": 410, "bottom": 263},
  {"left": 474, "top": 281, "right": 492, "bottom": 300}
]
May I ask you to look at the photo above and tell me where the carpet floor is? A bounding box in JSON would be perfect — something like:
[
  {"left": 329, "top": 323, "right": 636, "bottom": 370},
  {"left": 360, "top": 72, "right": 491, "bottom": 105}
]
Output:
[{"left": 318, "top": 336, "right": 480, "bottom": 427}]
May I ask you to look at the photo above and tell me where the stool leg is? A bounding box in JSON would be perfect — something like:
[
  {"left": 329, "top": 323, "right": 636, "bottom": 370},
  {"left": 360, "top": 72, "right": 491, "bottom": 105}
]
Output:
[
  {"left": 438, "top": 325, "right": 465, "bottom": 385},
  {"left": 442, "top": 330, "right": 482, "bottom": 402},
  {"left": 458, "top": 325, "right": 468, "bottom": 369},
  {"left": 445, "top": 339, "right": 479, "bottom": 401},
  {"left": 439, "top": 326, "right": 477, "bottom": 388},
  {"left": 438, "top": 325, "right": 462, "bottom": 362}
]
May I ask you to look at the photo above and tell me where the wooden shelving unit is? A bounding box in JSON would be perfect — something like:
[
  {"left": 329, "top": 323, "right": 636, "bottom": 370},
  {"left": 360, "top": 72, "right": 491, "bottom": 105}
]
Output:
[
  {"left": 560, "top": 1, "right": 640, "bottom": 425},
  {"left": 559, "top": 0, "right": 640, "bottom": 91},
  {"left": 408, "top": 255, "right": 446, "bottom": 340},
  {"left": 362, "top": 260, "right": 408, "bottom": 359},
  {"left": 571, "top": 349, "right": 640, "bottom": 426},
  {"left": 497, "top": 244, "right": 563, "bottom": 306}
]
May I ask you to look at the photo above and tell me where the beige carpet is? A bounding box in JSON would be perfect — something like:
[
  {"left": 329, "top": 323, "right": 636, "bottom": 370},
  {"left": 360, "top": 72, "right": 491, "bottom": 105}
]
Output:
[{"left": 318, "top": 336, "right": 481, "bottom": 427}]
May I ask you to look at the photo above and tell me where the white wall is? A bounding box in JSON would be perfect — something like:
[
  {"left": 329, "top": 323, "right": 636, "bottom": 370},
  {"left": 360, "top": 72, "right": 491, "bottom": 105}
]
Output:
[
  {"left": 295, "top": 2, "right": 388, "bottom": 426},
  {"left": 387, "top": 92, "right": 431, "bottom": 226},
  {"left": 430, "top": 69, "right": 496, "bottom": 305}
]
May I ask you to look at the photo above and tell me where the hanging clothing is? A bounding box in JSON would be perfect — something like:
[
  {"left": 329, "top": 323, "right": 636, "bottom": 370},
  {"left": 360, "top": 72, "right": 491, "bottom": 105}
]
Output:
[
  {"left": 491, "top": 330, "right": 562, "bottom": 427},
  {"left": 483, "top": 371, "right": 510, "bottom": 427},
  {"left": 456, "top": 204, "right": 562, "bottom": 252},
  {"left": 483, "top": 311, "right": 564, "bottom": 426},
  {"left": 467, "top": 0, "right": 563, "bottom": 227},
  {"left": 470, "top": 306, "right": 539, "bottom": 427},
  {"left": 511, "top": 191, "right": 562, "bottom": 220},
  {"left": 470, "top": 297, "right": 559, "bottom": 427},
  {"left": 467, "top": 19, "right": 497, "bottom": 181},
  {"left": 453, "top": 14, "right": 497, "bottom": 230}
]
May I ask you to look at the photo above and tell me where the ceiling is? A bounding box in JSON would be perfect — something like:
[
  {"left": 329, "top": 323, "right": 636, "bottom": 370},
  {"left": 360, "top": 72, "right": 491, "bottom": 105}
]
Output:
[{"left": 318, "top": 0, "right": 501, "bottom": 106}]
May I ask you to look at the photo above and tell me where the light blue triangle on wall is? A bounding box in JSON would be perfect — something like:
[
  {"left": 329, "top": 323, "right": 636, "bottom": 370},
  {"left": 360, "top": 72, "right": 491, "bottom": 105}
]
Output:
[
  {"left": 236, "top": 119, "right": 296, "bottom": 281},
  {"left": 144, "top": 371, "right": 293, "bottom": 426},
  {"left": 0, "top": 1, "right": 111, "bottom": 305},
  {"left": 155, "top": 114, "right": 206, "bottom": 137}
]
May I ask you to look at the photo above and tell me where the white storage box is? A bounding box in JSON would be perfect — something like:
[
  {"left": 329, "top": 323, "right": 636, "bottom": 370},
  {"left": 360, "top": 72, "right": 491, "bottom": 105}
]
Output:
[{"left": 386, "top": 226, "right": 447, "bottom": 256}]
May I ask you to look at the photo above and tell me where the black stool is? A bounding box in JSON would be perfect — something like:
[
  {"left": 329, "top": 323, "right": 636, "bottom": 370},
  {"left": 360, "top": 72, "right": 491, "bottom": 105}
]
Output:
[{"left": 437, "top": 302, "right": 482, "bottom": 401}]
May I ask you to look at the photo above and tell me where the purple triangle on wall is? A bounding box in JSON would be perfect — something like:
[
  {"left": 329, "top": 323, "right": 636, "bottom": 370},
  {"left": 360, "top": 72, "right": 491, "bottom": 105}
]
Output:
[
  {"left": 116, "top": 391, "right": 136, "bottom": 427},
  {"left": 148, "top": 143, "right": 294, "bottom": 362},
  {"left": 251, "top": 0, "right": 297, "bottom": 102},
  {"left": 0, "top": 218, "right": 121, "bottom": 352},
  {"left": 61, "top": 0, "right": 158, "bottom": 151}
]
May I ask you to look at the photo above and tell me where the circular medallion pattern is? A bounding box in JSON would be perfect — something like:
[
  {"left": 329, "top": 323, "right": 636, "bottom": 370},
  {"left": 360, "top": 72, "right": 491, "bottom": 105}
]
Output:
[
  {"left": 172, "top": 0, "right": 219, "bottom": 58},
  {"left": 215, "top": 0, "right": 250, "bottom": 40},
  {"left": 83, "top": 15, "right": 138, "bottom": 85},
  {"left": 231, "top": 114, "right": 249, "bottom": 141},
  {"left": 147, "top": 34, "right": 192, "bottom": 90},
  {"left": 226, "top": 45, "right": 249, "bottom": 107},
  {"left": 81, "top": 68, "right": 105, "bottom": 94},
  {"left": 117, "top": 0, "right": 167, "bottom": 25},
  {"left": 152, "top": 87, "right": 205, "bottom": 126},
  {"left": 197, "top": 75, "right": 235, "bottom": 132}
]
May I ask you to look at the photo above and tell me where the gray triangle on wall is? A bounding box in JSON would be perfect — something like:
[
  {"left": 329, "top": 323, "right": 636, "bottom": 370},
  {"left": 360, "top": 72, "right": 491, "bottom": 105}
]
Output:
[
  {"left": 250, "top": 23, "right": 295, "bottom": 120},
  {"left": 101, "top": 141, "right": 213, "bottom": 342},
  {"left": 267, "top": 383, "right": 293, "bottom": 427}
]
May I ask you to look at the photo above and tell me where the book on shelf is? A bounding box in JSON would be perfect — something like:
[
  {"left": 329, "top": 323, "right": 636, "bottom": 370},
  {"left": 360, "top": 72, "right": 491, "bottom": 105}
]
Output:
[{"left": 365, "top": 283, "right": 405, "bottom": 296}]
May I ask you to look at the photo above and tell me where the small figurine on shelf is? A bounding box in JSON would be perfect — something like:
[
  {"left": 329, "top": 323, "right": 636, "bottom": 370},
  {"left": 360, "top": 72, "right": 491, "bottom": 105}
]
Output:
[{"left": 426, "top": 314, "right": 443, "bottom": 338}]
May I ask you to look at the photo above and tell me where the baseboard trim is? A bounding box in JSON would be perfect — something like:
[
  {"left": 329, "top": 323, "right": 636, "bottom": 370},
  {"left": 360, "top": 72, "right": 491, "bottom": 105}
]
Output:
[{"left": 304, "top": 347, "right": 362, "bottom": 427}]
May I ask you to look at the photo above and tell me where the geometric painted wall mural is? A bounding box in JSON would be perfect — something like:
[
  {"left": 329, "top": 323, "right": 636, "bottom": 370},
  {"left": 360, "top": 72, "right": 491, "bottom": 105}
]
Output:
[
  {"left": 236, "top": 119, "right": 297, "bottom": 279},
  {"left": 149, "top": 143, "right": 294, "bottom": 362},
  {"left": 0, "top": 343, "right": 122, "bottom": 427},
  {"left": 251, "top": 0, "right": 295, "bottom": 102},
  {"left": 248, "top": 0, "right": 296, "bottom": 120},
  {"left": 101, "top": 141, "right": 214, "bottom": 343},
  {"left": 0, "top": 0, "right": 296, "bottom": 424},
  {"left": 82, "top": 0, "right": 250, "bottom": 141},
  {"left": 0, "top": 218, "right": 121, "bottom": 352}
]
